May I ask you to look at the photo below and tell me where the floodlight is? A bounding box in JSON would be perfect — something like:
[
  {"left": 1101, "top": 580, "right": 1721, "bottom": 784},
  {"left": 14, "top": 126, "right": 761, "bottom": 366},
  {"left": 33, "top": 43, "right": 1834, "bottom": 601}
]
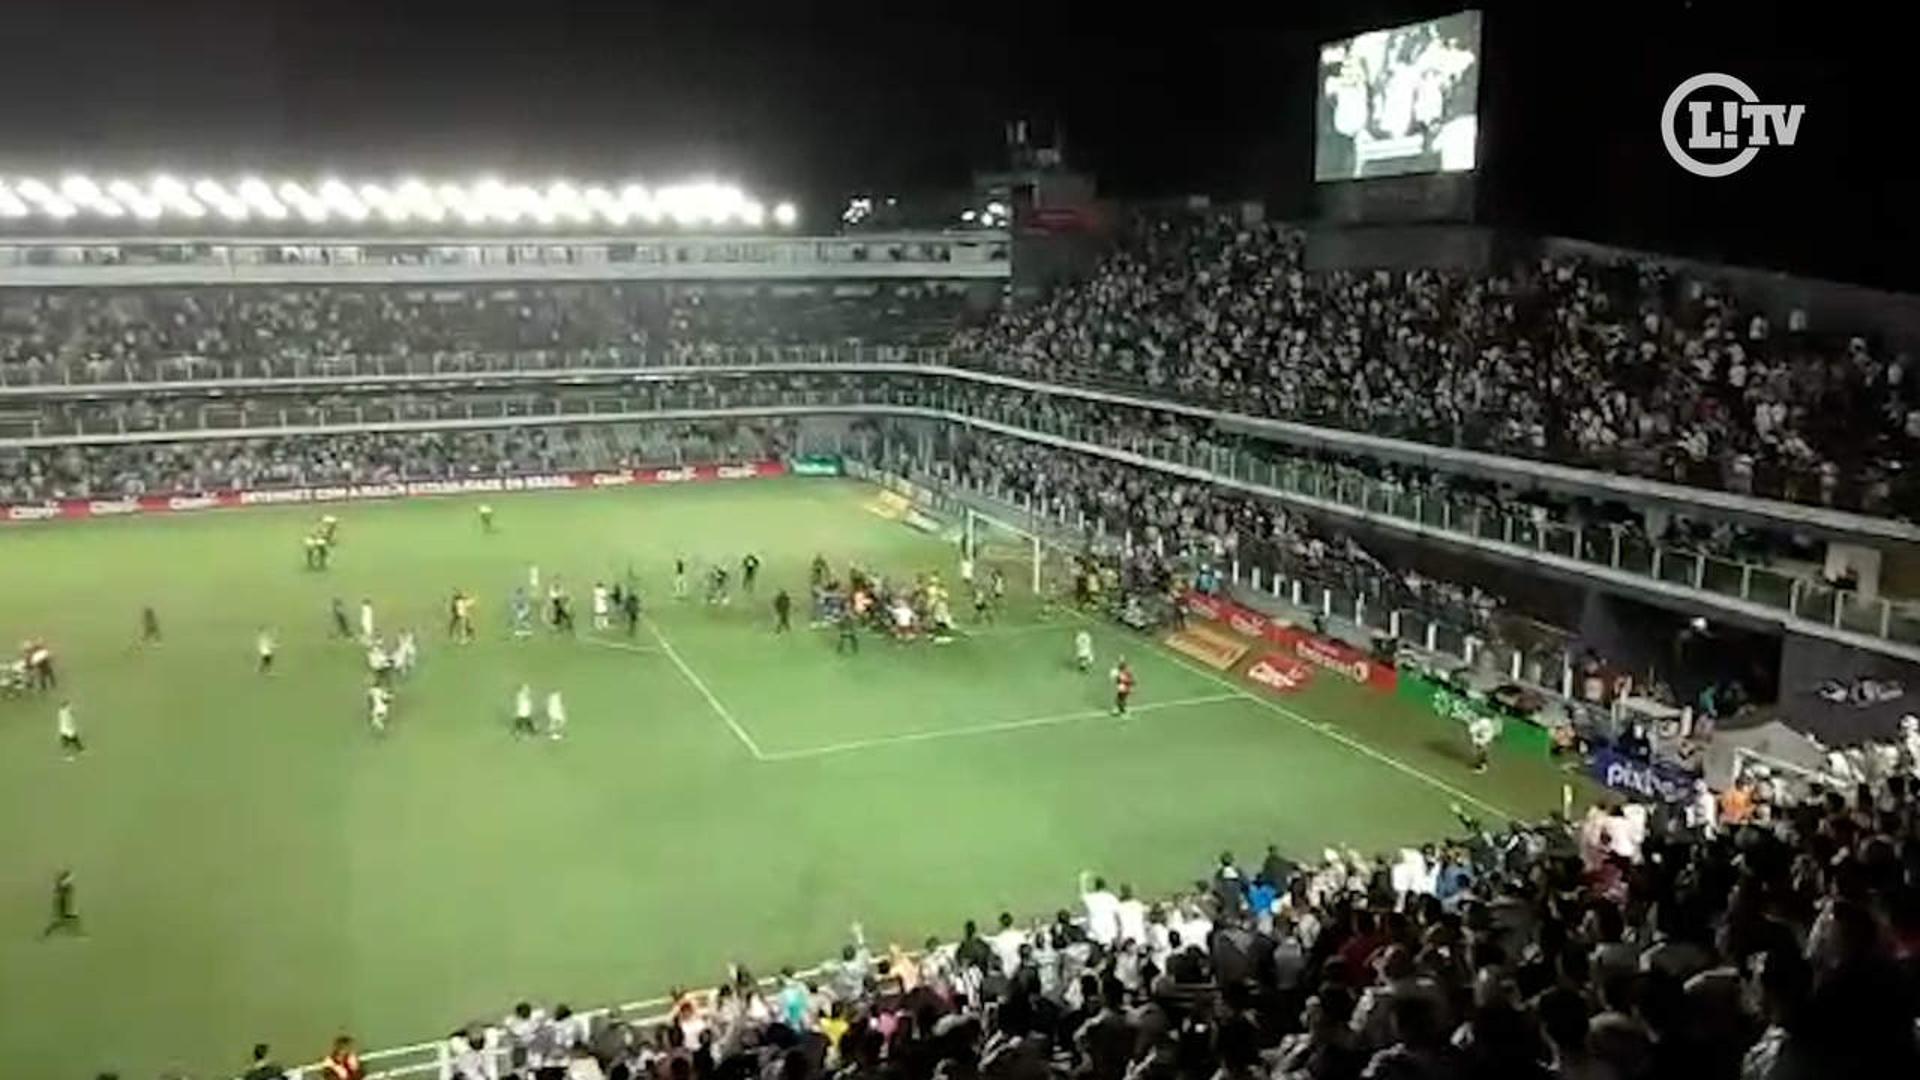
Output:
[{"left": 773, "top": 201, "right": 798, "bottom": 227}]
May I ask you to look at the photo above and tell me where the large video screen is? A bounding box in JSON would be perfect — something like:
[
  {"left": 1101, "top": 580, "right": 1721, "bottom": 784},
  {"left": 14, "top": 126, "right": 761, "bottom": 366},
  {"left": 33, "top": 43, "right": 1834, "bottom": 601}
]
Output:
[{"left": 1314, "top": 10, "right": 1482, "bottom": 182}]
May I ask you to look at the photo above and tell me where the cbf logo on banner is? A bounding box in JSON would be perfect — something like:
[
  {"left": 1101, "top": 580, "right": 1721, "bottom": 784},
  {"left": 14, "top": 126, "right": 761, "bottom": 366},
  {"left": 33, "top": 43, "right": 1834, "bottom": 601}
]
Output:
[{"left": 1661, "top": 73, "right": 1805, "bottom": 177}]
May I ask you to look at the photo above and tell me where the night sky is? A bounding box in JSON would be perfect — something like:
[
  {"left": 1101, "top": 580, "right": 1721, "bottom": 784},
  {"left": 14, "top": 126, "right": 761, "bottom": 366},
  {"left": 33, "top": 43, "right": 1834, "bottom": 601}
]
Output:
[{"left": 1, "top": 1, "right": 1909, "bottom": 287}]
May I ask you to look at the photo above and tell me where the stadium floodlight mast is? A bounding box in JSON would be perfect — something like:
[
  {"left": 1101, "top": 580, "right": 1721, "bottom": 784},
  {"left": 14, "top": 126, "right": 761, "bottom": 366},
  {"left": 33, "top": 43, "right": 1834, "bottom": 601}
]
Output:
[{"left": 0, "top": 171, "right": 800, "bottom": 231}]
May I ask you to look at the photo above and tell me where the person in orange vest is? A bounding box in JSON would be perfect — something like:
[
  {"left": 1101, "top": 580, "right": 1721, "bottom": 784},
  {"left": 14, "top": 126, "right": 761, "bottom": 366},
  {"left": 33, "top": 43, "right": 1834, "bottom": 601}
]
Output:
[{"left": 322, "top": 1034, "right": 364, "bottom": 1080}]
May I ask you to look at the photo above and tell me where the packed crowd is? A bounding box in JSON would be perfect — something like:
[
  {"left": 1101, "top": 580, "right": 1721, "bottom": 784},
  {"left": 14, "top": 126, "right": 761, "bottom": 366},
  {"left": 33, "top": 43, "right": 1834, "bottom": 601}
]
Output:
[
  {"left": 410, "top": 769, "right": 1920, "bottom": 1080},
  {"left": 0, "top": 421, "right": 789, "bottom": 501},
  {"left": 0, "top": 283, "right": 965, "bottom": 385},
  {"left": 905, "top": 423, "right": 1503, "bottom": 635},
  {"left": 4, "top": 372, "right": 933, "bottom": 440},
  {"left": 952, "top": 217, "right": 1920, "bottom": 518},
  {"left": 6, "top": 218, "right": 1920, "bottom": 515},
  {"left": 3, "top": 360, "right": 1827, "bottom": 589}
]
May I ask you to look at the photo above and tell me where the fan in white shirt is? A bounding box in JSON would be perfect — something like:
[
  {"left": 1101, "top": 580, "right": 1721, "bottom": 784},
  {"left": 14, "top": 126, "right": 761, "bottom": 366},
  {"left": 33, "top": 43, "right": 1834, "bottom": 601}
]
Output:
[
  {"left": 1078, "top": 871, "right": 1122, "bottom": 945},
  {"left": 1114, "top": 884, "right": 1148, "bottom": 945},
  {"left": 988, "top": 912, "right": 1028, "bottom": 977}
]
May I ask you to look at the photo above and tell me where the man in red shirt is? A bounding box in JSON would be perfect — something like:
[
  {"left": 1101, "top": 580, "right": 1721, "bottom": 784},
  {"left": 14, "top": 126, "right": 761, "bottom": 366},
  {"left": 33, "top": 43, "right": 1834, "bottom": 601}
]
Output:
[
  {"left": 322, "top": 1035, "right": 364, "bottom": 1080},
  {"left": 1111, "top": 659, "right": 1135, "bottom": 715}
]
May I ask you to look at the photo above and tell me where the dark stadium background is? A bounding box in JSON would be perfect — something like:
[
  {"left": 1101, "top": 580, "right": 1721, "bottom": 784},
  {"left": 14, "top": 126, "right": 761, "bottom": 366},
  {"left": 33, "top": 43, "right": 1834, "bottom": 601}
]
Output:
[{"left": 1, "top": 0, "right": 1903, "bottom": 285}]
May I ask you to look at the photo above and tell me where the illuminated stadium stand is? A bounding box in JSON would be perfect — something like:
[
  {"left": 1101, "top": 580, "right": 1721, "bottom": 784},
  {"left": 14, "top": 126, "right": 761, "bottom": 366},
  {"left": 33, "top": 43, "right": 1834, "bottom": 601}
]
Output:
[{"left": 7, "top": 190, "right": 1920, "bottom": 1076}]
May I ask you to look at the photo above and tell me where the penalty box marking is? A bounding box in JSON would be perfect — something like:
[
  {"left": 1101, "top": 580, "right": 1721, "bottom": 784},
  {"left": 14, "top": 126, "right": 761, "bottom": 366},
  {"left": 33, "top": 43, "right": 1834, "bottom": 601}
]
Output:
[{"left": 757, "top": 692, "right": 1242, "bottom": 763}]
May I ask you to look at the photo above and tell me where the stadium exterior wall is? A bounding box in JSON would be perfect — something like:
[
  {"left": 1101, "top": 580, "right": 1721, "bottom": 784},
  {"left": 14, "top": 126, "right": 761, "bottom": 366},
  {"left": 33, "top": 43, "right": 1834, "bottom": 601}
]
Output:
[{"left": 0, "top": 461, "right": 788, "bottom": 524}]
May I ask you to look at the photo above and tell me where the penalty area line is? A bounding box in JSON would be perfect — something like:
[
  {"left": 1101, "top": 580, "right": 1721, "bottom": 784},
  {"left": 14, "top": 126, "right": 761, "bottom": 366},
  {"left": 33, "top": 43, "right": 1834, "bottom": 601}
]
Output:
[
  {"left": 640, "top": 617, "right": 767, "bottom": 760},
  {"left": 1079, "top": 612, "right": 1521, "bottom": 822},
  {"left": 581, "top": 636, "right": 661, "bottom": 655},
  {"left": 758, "top": 692, "right": 1240, "bottom": 763}
]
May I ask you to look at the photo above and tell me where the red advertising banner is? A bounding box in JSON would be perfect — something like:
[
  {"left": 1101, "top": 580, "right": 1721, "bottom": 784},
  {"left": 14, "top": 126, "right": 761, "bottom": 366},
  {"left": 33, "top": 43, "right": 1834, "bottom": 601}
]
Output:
[
  {"left": 1184, "top": 591, "right": 1397, "bottom": 693},
  {"left": 1, "top": 461, "right": 786, "bottom": 525},
  {"left": 1245, "top": 654, "right": 1314, "bottom": 695}
]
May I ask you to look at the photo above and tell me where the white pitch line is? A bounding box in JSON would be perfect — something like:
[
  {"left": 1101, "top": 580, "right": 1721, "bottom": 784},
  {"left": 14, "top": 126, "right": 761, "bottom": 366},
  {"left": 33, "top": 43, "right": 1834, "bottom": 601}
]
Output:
[
  {"left": 582, "top": 636, "right": 661, "bottom": 655},
  {"left": 760, "top": 692, "right": 1240, "bottom": 762},
  {"left": 1107, "top": 614, "right": 1519, "bottom": 821},
  {"left": 641, "top": 617, "right": 766, "bottom": 760}
]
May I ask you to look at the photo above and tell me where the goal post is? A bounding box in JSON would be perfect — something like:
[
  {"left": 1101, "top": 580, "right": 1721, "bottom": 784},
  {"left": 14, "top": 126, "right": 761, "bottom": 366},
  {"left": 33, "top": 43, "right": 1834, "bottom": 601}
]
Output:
[{"left": 964, "top": 506, "right": 1080, "bottom": 607}]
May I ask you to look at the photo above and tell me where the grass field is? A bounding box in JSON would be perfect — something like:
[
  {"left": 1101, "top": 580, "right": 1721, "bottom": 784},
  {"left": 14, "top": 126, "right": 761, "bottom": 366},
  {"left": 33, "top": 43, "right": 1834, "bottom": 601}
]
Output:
[{"left": 0, "top": 477, "right": 1578, "bottom": 1078}]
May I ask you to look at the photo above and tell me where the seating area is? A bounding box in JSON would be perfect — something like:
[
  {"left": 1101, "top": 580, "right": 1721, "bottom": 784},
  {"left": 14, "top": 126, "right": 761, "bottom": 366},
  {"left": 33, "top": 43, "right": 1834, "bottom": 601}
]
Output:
[
  {"left": 432, "top": 768, "right": 1920, "bottom": 1080},
  {"left": 952, "top": 217, "right": 1920, "bottom": 519}
]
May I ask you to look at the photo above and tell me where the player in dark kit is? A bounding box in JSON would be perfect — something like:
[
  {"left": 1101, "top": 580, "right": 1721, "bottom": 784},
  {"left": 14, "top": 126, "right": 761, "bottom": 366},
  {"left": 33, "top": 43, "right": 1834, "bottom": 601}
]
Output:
[
  {"left": 742, "top": 553, "right": 761, "bottom": 595},
  {"left": 552, "top": 592, "right": 576, "bottom": 635},
  {"left": 42, "top": 870, "right": 80, "bottom": 937},
  {"left": 1111, "top": 659, "right": 1135, "bottom": 716},
  {"left": 141, "top": 606, "right": 161, "bottom": 643},
  {"left": 331, "top": 598, "right": 353, "bottom": 638},
  {"left": 773, "top": 589, "right": 792, "bottom": 633},
  {"left": 836, "top": 607, "right": 860, "bottom": 654},
  {"left": 621, "top": 588, "right": 641, "bottom": 636}
]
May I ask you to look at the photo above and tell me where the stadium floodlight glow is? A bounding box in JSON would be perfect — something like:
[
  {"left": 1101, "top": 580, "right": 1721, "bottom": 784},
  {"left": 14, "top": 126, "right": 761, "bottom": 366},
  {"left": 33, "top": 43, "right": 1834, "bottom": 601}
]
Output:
[
  {"left": 192, "top": 179, "right": 235, "bottom": 206},
  {"left": 468, "top": 178, "right": 517, "bottom": 223},
  {"left": 655, "top": 182, "right": 719, "bottom": 226},
  {"left": 0, "top": 170, "right": 784, "bottom": 231},
  {"left": 580, "top": 186, "right": 619, "bottom": 225},
  {"left": 619, "top": 183, "right": 660, "bottom": 223},
  {"left": 439, "top": 183, "right": 485, "bottom": 225},
  {"left": 395, "top": 178, "right": 441, "bottom": 220},
  {"left": 276, "top": 181, "right": 327, "bottom": 223},
  {"left": 545, "top": 181, "right": 591, "bottom": 224},
  {"left": 510, "top": 184, "right": 554, "bottom": 225},
  {"left": 236, "top": 177, "right": 288, "bottom": 220},
  {"left": 60, "top": 175, "right": 125, "bottom": 218},
  {"left": 60, "top": 175, "right": 102, "bottom": 203},
  {"left": 356, "top": 183, "right": 408, "bottom": 223},
  {"left": 319, "top": 179, "right": 369, "bottom": 221},
  {"left": 108, "top": 179, "right": 163, "bottom": 220},
  {"left": 150, "top": 174, "right": 206, "bottom": 218},
  {"left": 985, "top": 200, "right": 1007, "bottom": 218}
]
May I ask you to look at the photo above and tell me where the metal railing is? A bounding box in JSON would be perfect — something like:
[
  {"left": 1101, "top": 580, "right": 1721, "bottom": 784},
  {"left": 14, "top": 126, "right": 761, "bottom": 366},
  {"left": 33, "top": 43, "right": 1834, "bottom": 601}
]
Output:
[
  {"left": 931, "top": 394, "right": 1920, "bottom": 651},
  {"left": 4, "top": 369, "right": 1914, "bottom": 650}
]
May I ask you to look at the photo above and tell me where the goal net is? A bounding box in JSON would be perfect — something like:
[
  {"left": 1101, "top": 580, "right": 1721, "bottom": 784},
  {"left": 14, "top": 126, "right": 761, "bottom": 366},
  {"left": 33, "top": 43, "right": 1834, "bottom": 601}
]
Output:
[{"left": 964, "top": 507, "right": 1081, "bottom": 613}]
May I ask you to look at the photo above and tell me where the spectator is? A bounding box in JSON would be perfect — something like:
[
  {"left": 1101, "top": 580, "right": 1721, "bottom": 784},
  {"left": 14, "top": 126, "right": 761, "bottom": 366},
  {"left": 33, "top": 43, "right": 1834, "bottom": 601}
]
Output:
[{"left": 242, "top": 1042, "right": 284, "bottom": 1080}]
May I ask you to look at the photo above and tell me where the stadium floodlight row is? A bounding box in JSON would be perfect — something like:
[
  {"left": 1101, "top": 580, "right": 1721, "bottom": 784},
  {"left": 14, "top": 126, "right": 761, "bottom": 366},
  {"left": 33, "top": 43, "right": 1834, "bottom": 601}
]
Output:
[{"left": 0, "top": 173, "right": 798, "bottom": 230}]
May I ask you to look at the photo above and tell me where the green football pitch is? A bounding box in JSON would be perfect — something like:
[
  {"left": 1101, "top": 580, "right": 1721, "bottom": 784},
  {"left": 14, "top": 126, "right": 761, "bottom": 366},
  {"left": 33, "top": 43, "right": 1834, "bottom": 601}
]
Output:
[{"left": 0, "top": 477, "right": 1579, "bottom": 1078}]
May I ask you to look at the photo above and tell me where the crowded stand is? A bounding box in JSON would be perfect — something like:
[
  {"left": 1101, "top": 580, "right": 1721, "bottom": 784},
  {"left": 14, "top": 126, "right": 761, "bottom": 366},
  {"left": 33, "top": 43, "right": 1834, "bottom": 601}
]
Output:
[
  {"left": 0, "top": 420, "right": 791, "bottom": 501},
  {"left": 422, "top": 765, "right": 1920, "bottom": 1080},
  {"left": 0, "top": 282, "right": 967, "bottom": 385},
  {"left": 900, "top": 422, "right": 1503, "bottom": 639},
  {"left": 952, "top": 217, "right": 1920, "bottom": 519},
  {"left": 9, "top": 215, "right": 1920, "bottom": 1080},
  {"left": 0, "top": 367, "right": 1872, "bottom": 618}
]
